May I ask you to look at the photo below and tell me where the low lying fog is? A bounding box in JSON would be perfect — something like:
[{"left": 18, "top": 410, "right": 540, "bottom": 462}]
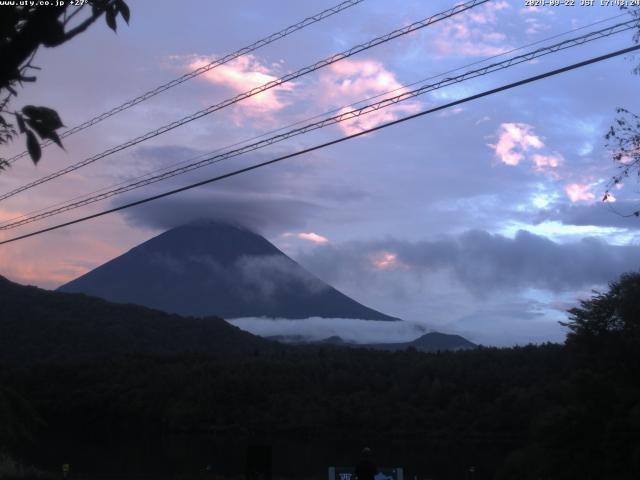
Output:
[{"left": 228, "top": 317, "right": 430, "bottom": 344}]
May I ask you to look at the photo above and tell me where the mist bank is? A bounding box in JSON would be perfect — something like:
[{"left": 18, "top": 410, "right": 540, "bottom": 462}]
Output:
[{"left": 228, "top": 317, "right": 432, "bottom": 344}]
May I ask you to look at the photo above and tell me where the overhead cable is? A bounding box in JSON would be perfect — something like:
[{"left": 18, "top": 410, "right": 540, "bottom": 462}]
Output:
[
  {"left": 2, "top": 43, "right": 638, "bottom": 245},
  {"left": 1, "top": 19, "right": 636, "bottom": 231},
  {"left": 5, "top": 0, "right": 367, "bottom": 164},
  {"left": 0, "top": 0, "right": 489, "bottom": 202}
]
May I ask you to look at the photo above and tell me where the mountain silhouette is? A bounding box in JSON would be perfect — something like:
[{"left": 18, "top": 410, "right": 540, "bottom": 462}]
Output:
[
  {"left": 367, "top": 332, "right": 477, "bottom": 352},
  {"left": 58, "top": 221, "right": 399, "bottom": 321},
  {"left": 269, "top": 332, "right": 476, "bottom": 352},
  {"left": 0, "top": 275, "right": 279, "bottom": 364}
]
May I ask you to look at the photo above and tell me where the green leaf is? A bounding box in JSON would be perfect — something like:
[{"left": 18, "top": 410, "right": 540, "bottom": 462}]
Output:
[
  {"left": 116, "top": 0, "right": 130, "bottom": 24},
  {"left": 25, "top": 130, "right": 41, "bottom": 164}
]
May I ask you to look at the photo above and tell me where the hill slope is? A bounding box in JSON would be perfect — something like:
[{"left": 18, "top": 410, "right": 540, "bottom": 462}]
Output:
[
  {"left": 272, "top": 332, "right": 476, "bottom": 352},
  {"left": 0, "top": 276, "right": 278, "bottom": 363},
  {"left": 367, "top": 332, "right": 477, "bottom": 352},
  {"left": 58, "top": 221, "right": 399, "bottom": 321}
]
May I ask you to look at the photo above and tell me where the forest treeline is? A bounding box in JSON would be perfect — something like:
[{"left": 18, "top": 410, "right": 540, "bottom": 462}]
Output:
[
  {"left": 1, "top": 273, "right": 639, "bottom": 479},
  {"left": 0, "top": 275, "right": 279, "bottom": 364}
]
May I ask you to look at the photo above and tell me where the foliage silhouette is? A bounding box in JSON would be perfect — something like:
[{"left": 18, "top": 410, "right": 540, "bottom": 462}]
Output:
[
  {"left": 604, "top": 6, "right": 640, "bottom": 212},
  {"left": 1, "top": 274, "right": 639, "bottom": 478},
  {"left": 0, "top": 0, "right": 130, "bottom": 167}
]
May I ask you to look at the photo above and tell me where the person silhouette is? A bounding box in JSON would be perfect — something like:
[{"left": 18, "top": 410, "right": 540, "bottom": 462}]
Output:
[{"left": 354, "top": 447, "right": 377, "bottom": 480}]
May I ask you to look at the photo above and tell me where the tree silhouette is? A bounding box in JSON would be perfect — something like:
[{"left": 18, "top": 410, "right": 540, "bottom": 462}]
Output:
[
  {"left": 0, "top": 0, "right": 130, "bottom": 168},
  {"left": 604, "top": 6, "right": 640, "bottom": 214},
  {"left": 0, "top": 386, "right": 42, "bottom": 461},
  {"left": 562, "top": 271, "right": 640, "bottom": 380},
  {"left": 563, "top": 272, "right": 640, "bottom": 338}
]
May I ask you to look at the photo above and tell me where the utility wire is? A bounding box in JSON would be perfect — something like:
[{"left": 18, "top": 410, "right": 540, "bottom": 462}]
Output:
[
  {"left": 0, "top": 0, "right": 489, "bottom": 203},
  {"left": 5, "top": 0, "right": 366, "bottom": 164},
  {"left": 2, "top": 43, "right": 639, "bottom": 246},
  {"left": 3, "top": 10, "right": 629, "bottom": 229},
  {"left": 0, "top": 12, "right": 633, "bottom": 229},
  {"left": 1, "top": 19, "right": 636, "bottom": 231}
]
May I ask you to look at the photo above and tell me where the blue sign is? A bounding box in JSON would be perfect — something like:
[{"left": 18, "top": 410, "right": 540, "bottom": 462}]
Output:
[{"left": 328, "top": 467, "right": 404, "bottom": 480}]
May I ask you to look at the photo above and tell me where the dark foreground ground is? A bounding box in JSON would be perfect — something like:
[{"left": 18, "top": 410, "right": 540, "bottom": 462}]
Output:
[
  {"left": 2, "top": 338, "right": 639, "bottom": 480},
  {"left": 2, "top": 273, "right": 639, "bottom": 479}
]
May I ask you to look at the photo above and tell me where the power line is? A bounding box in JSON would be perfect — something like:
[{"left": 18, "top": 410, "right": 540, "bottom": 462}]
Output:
[
  {"left": 7, "top": 6, "right": 632, "bottom": 194},
  {"left": 5, "top": 0, "right": 366, "bottom": 164},
  {"left": 2, "top": 19, "right": 636, "bottom": 231},
  {"left": 2, "top": 43, "right": 638, "bottom": 246},
  {"left": 0, "top": 0, "right": 489, "bottom": 203},
  {"left": 4, "top": 10, "right": 629, "bottom": 229},
  {"left": 3, "top": 13, "right": 627, "bottom": 231}
]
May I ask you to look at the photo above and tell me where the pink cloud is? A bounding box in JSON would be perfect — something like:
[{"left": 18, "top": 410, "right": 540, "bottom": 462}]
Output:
[
  {"left": 524, "top": 17, "right": 549, "bottom": 35},
  {"left": 0, "top": 206, "right": 26, "bottom": 225},
  {"left": 490, "top": 123, "right": 544, "bottom": 166},
  {"left": 371, "top": 252, "right": 399, "bottom": 270},
  {"left": 466, "top": 1, "right": 510, "bottom": 24},
  {"left": 188, "top": 54, "right": 295, "bottom": 120},
  {"left": 520, "top": 5, "right": 555, "bottom": 16},
  {"left": 565, "top": 183, "right": 596, "bottom": 203},
  {"left": 336, "top": 104, "right": 420, "bottom": 136},
  {"left": 298, "top": 232, "right": 329, "bottom": 244},
  {"left": 432, "top": 1, "right": 512, "bottom": 57},
  {"left": 0, "top": 229, "right": 121, "bottom": 288},
  {"left": 284, "top": 232, "right": 329, "bottom": 244},
  {"left": 620, "top": 150, "right": 639, "bottom": 164},
  {"left": 531, "top": 154, "right": 561, "bottom": 169},
  {"left": 319, "top": 59, "right": 421, "bottom": 135},
  {"left": 531, "top": 153, "right": 562, "bottom": 176},
  {"left": 490, "top": 124, "right": 565, "bottom": 178},
  {"left": 487, "top": 1, "right": 511, "bottom": 11}
]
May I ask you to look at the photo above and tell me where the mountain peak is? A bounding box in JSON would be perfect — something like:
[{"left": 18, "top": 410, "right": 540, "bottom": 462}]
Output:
[
  {"left": 59, "top": 222, "right": 400, "bottom": 322},
  {"left": 132, "top": 221, "right": 278, "bottom": 264}
]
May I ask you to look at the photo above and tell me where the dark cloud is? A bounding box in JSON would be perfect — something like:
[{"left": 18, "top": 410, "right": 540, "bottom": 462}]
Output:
[
  {"left": 120, "top": 190, "right": 327, "bottom": 234},
  {"left": 535, "top": 201, "right": 640, "bottom": 230},
  {"left": 296, "top": 229, "right": 640, "bottom": 295},
  {"left": 117, "top": 145, "right": 367, "bottom": 234}
]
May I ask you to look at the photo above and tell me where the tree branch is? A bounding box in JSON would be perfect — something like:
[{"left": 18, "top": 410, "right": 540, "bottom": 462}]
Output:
[
  {"left": 56, "top": 5, "right": 111, "bottom": 45},
  {"left": 62, "top": 5, "right": 84, "bottom": 28}
]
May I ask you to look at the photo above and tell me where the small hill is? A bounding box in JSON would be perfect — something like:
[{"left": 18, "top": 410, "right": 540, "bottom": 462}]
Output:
[
  {"left": 268, "top": 332, "right": 476, "bottom": 352},
  {"left": 368, "top": 332, "right": 477, "bottom": 352},
  {"left": 0, "top": 276, "right": 279, "bottom": 364},
  {"left": 58, "top": 221, "right": 399, "bottom": 321}
]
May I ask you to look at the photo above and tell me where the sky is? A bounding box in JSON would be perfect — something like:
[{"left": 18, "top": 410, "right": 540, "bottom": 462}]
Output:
[{"left": 1, "top": 0, "right": 640, "bottom": 346}]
